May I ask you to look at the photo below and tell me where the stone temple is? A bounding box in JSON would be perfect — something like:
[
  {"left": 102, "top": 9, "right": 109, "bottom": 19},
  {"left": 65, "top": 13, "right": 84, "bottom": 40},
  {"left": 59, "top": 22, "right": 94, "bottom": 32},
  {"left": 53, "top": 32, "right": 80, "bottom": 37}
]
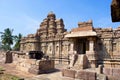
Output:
[
  {"left": 20, "top": 12, "right": 120, "bottom": 63},
  {"left": 18, "top": 12, "right": 120, "bottom": 79}
]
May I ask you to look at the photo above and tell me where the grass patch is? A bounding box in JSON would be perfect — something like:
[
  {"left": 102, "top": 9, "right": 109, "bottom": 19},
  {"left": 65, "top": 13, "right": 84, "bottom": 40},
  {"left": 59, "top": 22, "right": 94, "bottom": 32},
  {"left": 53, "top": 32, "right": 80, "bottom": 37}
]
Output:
[
  {"left": 0, "top": 66, "right": 5, "bottom": 72},
  {"left": 0, "top": 66, "right": 3, "bottom": 71},
  {"left": 0, "top": 74, "right": 20, "bottom": 80}
]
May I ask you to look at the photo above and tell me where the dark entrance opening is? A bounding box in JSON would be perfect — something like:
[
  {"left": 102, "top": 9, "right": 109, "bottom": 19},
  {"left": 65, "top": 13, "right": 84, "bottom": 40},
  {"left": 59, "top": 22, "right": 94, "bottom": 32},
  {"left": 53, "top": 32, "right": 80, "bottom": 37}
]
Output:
[
  {"left": 76, "top": 38, "right": 87, "bottom": 54},
  {"left": 83, "top": 41, "right": 86, "bottom": 54},
  {"left": 29, "top": 51, "right": 44, "bottom": 60}
]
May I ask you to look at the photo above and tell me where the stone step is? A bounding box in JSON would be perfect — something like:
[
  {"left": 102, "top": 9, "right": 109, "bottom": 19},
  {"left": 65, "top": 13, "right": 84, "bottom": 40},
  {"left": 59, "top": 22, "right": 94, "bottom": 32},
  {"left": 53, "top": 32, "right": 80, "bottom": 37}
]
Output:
[{"left": 72, "top": 55, "right": 88, "bottom": 69}]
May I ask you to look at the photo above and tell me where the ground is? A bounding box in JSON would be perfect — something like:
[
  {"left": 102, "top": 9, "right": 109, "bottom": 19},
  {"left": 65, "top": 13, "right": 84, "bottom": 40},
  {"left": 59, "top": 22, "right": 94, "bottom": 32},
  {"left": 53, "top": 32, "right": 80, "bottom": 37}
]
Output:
[{"left": 0, "top": 61, "right": 74, "bottom": 80}]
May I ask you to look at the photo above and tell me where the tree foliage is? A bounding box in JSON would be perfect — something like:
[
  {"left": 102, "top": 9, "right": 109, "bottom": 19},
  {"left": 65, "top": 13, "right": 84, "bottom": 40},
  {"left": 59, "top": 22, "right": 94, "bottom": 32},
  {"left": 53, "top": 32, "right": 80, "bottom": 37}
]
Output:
[
  {"left": 0, "top": 28, "right": 22, "bottom": 51},
  {"left": 0, "top": 28, "right": 14, "bottom": 50},
  {"left": 13, "top": 33, "right": 22, "bottom": 51}
]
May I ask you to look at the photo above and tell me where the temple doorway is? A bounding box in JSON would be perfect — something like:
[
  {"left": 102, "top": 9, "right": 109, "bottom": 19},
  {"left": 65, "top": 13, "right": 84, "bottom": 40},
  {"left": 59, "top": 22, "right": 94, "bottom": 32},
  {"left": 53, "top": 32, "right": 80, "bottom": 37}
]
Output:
[{"left": 75, "top": 38, "right": 89, "bottom": 54}]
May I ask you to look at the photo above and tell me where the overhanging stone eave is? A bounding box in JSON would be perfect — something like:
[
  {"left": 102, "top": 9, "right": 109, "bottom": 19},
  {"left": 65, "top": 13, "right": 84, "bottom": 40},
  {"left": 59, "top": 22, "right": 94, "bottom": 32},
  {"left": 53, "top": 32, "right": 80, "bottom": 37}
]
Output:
[{"left": 65, "top": 31, "right": 97, "bottom": 38}]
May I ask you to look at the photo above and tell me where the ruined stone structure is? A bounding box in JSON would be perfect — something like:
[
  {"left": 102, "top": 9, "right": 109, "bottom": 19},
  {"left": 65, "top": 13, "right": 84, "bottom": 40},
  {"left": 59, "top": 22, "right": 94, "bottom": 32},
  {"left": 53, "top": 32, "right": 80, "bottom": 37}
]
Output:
[
  {"left": 20, "top": 12, "right": 120, "bottom": 79},
  {"left": 20, "top": 12, "right": 120, "bottom": 65},
  {"left": 20, "top": 12, "right": 70, "bottom": 64},
  {"left": 0, "top": 51, "right": 54, "bottom": 74}
]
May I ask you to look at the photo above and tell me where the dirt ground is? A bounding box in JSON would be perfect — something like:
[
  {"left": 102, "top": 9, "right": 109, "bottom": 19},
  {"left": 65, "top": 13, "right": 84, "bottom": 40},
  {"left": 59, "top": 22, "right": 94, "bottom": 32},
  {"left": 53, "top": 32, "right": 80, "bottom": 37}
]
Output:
[
  {"left": 0, "top": 62, "right": 73, "bottom": 80},
  {"left": 0, "top": 62, "right": 35, "bottom": 78}
]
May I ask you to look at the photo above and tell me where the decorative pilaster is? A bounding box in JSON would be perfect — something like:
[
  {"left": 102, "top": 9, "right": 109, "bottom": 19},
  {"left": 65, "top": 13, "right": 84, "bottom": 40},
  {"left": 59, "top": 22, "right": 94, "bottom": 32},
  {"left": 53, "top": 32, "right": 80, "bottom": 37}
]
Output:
[
  {"left": 86, "top": 37, "right": 97, "bottom": 68},
  {"left": 89, "top": 40, "right": 94, "bottom": 51},
  {"left": 69, "top": 39, "right": 74, "bottom": 51}
]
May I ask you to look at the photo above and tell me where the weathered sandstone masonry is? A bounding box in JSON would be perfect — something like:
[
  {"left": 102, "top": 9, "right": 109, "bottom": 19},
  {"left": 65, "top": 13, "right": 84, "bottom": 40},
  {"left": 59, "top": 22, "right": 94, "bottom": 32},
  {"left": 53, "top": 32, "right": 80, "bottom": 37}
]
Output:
[
  {"left": 2, "top": 51, "right": 54, "bottom": 74},
  {"left": 19, "top": 12, "right": 120, "bottom": 79},
  {"left": 20, "top": 12, "right": 120, "bottom": 66}
]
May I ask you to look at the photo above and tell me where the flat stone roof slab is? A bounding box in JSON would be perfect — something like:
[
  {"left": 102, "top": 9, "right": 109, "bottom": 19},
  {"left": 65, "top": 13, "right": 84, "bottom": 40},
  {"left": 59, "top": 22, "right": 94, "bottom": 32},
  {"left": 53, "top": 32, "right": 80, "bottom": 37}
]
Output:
[{"left": 65, "top": 31, "right": 97, "bottom": 38}]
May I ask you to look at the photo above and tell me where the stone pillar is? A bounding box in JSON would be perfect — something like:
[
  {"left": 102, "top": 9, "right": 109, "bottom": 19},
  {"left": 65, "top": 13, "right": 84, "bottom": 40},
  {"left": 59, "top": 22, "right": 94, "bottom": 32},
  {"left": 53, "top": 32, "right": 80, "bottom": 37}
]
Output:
[
  {"left": 89, "top": 40, "right": 94, "bottom": 51},
  {"left": 86, "top": 37, "right": 97, "bottom": 68},
  {"left": 52, "top": 42, "right": 55, "bottom": 59},
  {"left": 118, "top": 38, "right": 120, "bottom": 54},
  {"left": 87, "top": 37, "right": 95, "bottom": 52},
  {"left": 59, "top": 41, "right": 62, "bottom": 64},
  {"left": 70, "top": 39, "right": 74, "bottom": 51},
  {"left": 70, "top": 43, "right": 74, "bottom": 51}
]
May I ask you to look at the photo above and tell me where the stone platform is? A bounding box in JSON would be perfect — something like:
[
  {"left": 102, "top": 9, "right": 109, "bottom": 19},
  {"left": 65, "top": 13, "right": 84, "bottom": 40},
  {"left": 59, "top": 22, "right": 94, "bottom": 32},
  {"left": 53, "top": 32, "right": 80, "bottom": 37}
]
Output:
[{"left": 62, "top": 69, "right": 97, "bottom": 80}]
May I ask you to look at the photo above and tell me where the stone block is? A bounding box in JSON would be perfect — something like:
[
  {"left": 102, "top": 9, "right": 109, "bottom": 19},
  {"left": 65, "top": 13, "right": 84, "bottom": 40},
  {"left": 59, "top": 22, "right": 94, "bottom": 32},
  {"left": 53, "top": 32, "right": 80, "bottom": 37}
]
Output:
[
  {"left": 107, "top": 75, "right": 119, "bottom": 80},
  {"left": 112, "top": 68, "right": 120, "bottom": 79},
  {"left": 62, "top": 69, "right": 76, "bottom": 78},
  {"left": 72, "top": 55, "right": 89, "bottom": 70},
  {"left": 5, "top": 51, "right": 13, "bottom": 63},
  {"left": 103, "top": 68, "right": 120, "bottom": 79},
  {"left": 31, "top": 64, "right": 39, "bottom": 69},
  {"left": 76, "top": 70, "right": 87, "bottom": 80},
  {"left": 87, "top": 71, "right": 96, "bottom": 80},
  {"left": 28, "top": 60, "right": 54, "bottom": 74},
  {"left": 27, "top": 59, "right": 36, "bottom": 65},
  {"left": 28, "top": 68, "right": 40, "bottom": 74},
  {"left": 39, "top": 60, "right": 54, "bottom": 71},
  {"left": 25, "top": 63, "right": 31, "bottom": 68},
  {"left": 76, "top": 70, "right": 96, "bottom": 80},
  {"left": 103, "top": 68, "right": 111, "bottom": 75}
]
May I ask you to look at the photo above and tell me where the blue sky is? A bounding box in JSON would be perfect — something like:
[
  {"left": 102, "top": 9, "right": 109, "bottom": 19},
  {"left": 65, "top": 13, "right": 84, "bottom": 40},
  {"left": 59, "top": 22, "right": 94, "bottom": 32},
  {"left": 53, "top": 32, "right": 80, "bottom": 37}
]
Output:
[{"left": 0, "top": 0, "right": 120, "bottom": 36}]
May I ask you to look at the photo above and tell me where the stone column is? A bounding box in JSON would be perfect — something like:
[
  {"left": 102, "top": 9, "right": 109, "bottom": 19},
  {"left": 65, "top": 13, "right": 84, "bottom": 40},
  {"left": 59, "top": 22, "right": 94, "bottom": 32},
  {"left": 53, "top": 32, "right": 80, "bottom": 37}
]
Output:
[
  {"left": 87, "top": 37, "right": 96, "bottom": 53},
  {"left": 52, "top": 42, "right": 55, "bottom": 59},
  {"left": 89, "top": 40, "right": 94, "bottom": 51},
  {"left": 59, "top": 41, "right": 62, "bottom": 64},
  {"left": 70, "top": 42, "right": 74, "bottom": 51},
  {"left": 119, "top": 38, "right": 120, "bottom": 54},
  {"left": 70, "top": 39, "right": 74, "bottom": 51},
  {"left": 86, "top": 37, "right": 97, "bottom": 68}
]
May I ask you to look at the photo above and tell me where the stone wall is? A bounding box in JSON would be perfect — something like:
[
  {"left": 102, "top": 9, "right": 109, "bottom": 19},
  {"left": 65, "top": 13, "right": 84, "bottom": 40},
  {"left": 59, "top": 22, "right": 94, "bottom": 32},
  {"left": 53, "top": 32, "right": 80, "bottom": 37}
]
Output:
[
  {"left": 20, "top": 12, "right": 120, "bottom": 65},
  {"left": 15, "top": 58, "right": 54, "bottom": 74},
  {"left": 4, "top": 51, "right": 55, "bottom": 74},
  {"left": 103, "top": 68, "right": 120, "bottom": 79},
  {"left": 20, "top": 34, "right": 40, "bottom": 52},
  {"left": 20, "top": 12, "right": 70, "bottom": 64},
  {"left": 95, "top": 27, "right": 120, "bottom": 59},
  {"left": 62, "top": 69, "right": 97, "bottom": 80},
  {"left": 103, "top": 59, "right": 120, "bottom": 68}
]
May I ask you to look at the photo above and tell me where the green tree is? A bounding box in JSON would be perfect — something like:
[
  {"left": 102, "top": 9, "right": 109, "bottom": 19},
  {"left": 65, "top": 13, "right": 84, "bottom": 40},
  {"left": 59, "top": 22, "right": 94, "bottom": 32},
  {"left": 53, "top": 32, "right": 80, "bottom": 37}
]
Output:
[
  {"left": 13, "top": 33, "right": 22, "bottom": 51},
  {"left": 0, "top": 28, "right": 14, "bottom": 50}
]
